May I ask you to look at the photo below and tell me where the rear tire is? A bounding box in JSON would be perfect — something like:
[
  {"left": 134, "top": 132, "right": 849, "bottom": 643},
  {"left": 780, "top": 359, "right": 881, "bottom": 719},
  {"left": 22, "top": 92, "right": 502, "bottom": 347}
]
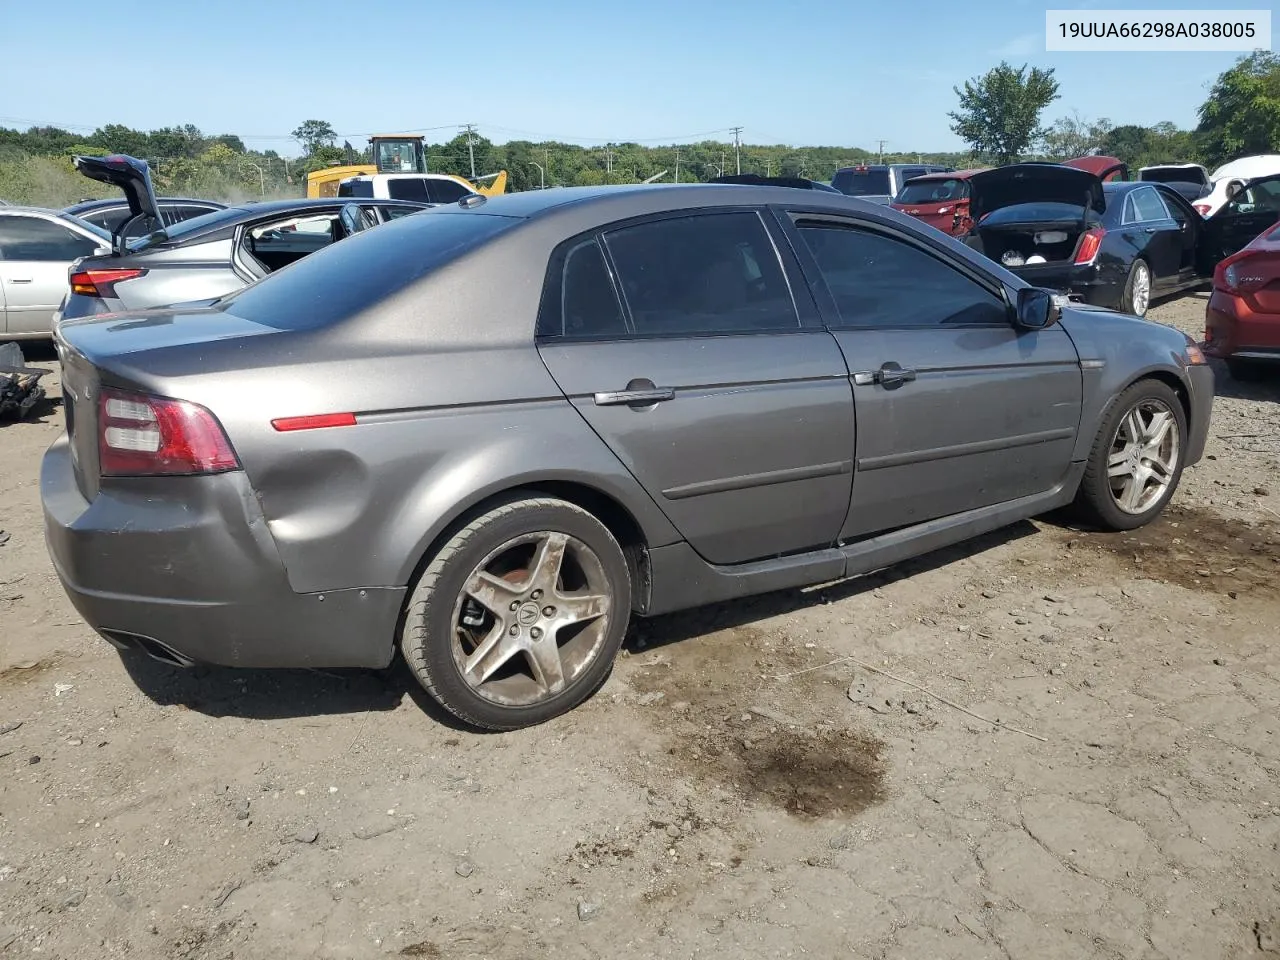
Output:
[
  {"left": 400, "top": 496, "right": 632, "bottom": 731},
  {"left": 1226, "top": 357, "right": 1266, "bottom": 382},
  {"left": 1119, "top": 259, "right": 1152, "bottom": 317},
  {"left": 1074, "top": 379, "right": 1186, "bottom": 531}
]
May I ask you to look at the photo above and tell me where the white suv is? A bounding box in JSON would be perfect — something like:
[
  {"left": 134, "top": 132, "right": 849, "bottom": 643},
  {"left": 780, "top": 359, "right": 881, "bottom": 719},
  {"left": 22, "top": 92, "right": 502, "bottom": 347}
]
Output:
[{"left": 338, "top": 174, "right": 478, "bottom": 205}]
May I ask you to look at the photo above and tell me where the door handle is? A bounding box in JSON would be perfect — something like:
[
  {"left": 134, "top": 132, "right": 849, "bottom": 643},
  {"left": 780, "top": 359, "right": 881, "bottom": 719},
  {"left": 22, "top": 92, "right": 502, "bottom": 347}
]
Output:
[
  {"left": 853, "top": 363, "right": 917, "bottom": 387},
  {"left": 7, "top": 277, "right": 32, "bottom": 283},
  {"left": 1143, "top": 227, "right": 1158, "bottom": 233},
  {"left": 593, "top": 381, "right": 675, "bottom": 407}
]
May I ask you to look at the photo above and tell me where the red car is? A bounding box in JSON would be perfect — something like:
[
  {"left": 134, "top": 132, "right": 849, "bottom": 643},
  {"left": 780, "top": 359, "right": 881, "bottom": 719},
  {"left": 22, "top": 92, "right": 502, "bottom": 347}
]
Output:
[
  {"left": 1062, "top": 154, "right": 1128, "bottom": 182},
  {"left": 1204, "top": 221, "right": 1280, "bottom": 380},
  {"left": 889, "top": 168, "right": 989, "bottom": 236}
]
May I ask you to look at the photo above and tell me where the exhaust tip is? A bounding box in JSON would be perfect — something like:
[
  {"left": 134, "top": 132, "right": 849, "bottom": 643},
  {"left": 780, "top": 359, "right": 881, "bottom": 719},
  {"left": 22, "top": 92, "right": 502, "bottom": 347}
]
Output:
[{"left": 99, "top": 629, "right": 195, "bottom": 668}]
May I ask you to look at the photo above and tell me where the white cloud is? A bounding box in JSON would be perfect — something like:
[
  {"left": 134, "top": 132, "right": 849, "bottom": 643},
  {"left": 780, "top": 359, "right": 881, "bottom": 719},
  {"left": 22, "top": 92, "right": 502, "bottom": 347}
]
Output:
[{"left": 996, "top": 31, "right": 1041, "bottom": 58}]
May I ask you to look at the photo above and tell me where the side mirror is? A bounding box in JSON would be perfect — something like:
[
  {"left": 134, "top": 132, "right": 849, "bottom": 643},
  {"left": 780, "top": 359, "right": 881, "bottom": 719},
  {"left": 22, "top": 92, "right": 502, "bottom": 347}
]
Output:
[
  {"left": 338, "top": 203, "right": 365, "bottom": 238},
  {"left": 1015, "top": 286, "right": 1061, "bottom": 330}
]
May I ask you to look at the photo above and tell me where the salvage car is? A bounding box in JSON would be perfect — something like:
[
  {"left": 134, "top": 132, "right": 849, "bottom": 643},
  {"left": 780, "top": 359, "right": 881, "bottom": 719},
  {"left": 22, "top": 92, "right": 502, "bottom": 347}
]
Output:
[
  {"left": 1204, "top": 221, "right": 1280, "bottom": 380},
  {"left": 44, "top": 183, "right": 1213, "bottom": 730},
  {"left": 890, "top": 169, "right": 988, "bottom": 236},
  {"left": 57, "top": 155, "right": 430, "bottom": 323},
  {"left": 965, "top": 162, "right": 1280, "bottom": 316},
  {"left": 831, "top": 163, "right": 950, "bottom": 204},
  {"left": 0, "top": 206, "right": 112, "bottom": 339},
  {"left": 1139, "top": 163, "right": 1211, "bottom": 204},
  {"left": 65, "top": 196, "right": 226, "bottom": 239},
  {"left": 1195, "top": 154, "right": 1280, "bottom": 216}
]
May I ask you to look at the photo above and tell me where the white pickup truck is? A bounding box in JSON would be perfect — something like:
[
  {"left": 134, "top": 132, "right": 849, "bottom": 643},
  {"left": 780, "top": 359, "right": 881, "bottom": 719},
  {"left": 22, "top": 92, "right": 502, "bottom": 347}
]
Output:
[{"left": 337, "top": 173, "right": 479, "bottom": 205}]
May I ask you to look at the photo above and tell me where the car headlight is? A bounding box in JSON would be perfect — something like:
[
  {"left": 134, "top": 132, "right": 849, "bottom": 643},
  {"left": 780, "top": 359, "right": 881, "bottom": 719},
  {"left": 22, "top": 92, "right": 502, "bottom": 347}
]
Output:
[{"left": 1181, "top": 333, "right": 1208, "bottom": 366}]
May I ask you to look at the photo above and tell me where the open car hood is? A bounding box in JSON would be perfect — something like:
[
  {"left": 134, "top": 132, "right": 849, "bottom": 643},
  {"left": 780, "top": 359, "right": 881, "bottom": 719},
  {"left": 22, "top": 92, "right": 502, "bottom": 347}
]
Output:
[
  {"left": 969, "top": 163, "right": 1106, "bottom": 222},
  {"left": 72, "top": 154, "right": 162, "bottom": 246}
]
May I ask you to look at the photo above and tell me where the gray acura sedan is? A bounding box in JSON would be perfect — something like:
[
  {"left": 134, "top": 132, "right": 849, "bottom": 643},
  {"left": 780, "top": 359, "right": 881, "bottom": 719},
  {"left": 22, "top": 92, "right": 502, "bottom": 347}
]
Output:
[{"left": 43, "top": 184, "right": 1214, "bottom": 730}]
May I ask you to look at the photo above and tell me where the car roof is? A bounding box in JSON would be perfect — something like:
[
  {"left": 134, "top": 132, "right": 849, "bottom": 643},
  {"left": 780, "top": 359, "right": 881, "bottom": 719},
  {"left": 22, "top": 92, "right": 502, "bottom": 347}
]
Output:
[
  {"left": 343, "top": 173, "right": 468, "bottom": 182},
  {"left": 135, "top": 197, "right": 431, "bottom": 248}
]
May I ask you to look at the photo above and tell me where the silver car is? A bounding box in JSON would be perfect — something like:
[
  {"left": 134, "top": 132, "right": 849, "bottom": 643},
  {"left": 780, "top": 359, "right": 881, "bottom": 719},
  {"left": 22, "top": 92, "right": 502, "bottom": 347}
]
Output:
[
  {"left": 0, "top": 207, "right": 111, "bottom": 339},
  {"left": 56, "top": 155, "right": 431, "bottom": 325},
  {"left": 43, "top": 184, "right": 1214, "bottom": 731}
]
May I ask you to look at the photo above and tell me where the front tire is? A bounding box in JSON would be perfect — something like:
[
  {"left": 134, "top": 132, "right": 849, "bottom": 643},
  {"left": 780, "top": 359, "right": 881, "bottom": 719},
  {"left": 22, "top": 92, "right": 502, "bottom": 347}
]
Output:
[
  {"left": 400, "top": 496, "right": 632, "bottom": 730},
  {"left": 1074, "top": 379, "right": 1186, "bottom": 531},
  {"left": 1119, "top": 259, "right": 1152, "bottom": 317}
]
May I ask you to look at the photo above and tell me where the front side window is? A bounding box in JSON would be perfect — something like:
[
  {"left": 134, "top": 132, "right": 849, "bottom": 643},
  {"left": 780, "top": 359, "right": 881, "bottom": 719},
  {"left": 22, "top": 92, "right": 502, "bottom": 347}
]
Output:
[
  {"left": 896, "top": 179, "right": 968, "bottom": 204},
  {"left": 603, "top": 212, "right": 797, "bottom": 336},
  {"left": 797, "top": 222, "right": 1007, "bottom": 328},
  {"left": 0, "top": 216, "right": 99, "bottom": 261}
]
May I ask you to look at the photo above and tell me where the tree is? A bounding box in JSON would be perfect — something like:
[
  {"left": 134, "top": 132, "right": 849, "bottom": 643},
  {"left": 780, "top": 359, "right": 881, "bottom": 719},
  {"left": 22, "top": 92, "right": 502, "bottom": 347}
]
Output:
[
  {"left": 1040, "top": 111, "right": 1112, "bottom": 160},
  {"left": 949, "top": 61, "right": 1060, "bottom": 164},
  {"left": 291, "top": 119, "right": 337, "bottom": 156},
  {"left": 1196, "top": 51, "right": 1280, "bottom": 167}
]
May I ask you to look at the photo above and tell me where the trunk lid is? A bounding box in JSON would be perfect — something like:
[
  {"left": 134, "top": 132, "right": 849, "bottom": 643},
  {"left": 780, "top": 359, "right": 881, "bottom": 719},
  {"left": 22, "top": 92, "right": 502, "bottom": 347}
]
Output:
[
  {"left": 1063, "top": 154, "right": 1128, "bottom": 182},
  {"left": 72, "top": 155, "right": 163, "bottom": 252},
  {"left": 56, "top": 306, "right": 281, "bottom": 499},
  {"left": 969, "top": 163, "right": 1105, "bottom": 223}
]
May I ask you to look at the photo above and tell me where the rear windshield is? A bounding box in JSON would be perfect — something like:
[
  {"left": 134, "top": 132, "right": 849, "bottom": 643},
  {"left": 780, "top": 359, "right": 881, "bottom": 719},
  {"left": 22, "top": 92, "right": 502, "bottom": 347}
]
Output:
[
  {"left": 221, "top": 210, "right": 518, "bottom": 331},
  {"left": 1140, "top": 167, "right": 1207, "bottom": 185},
  {"left": 895, "top": 179, "right": 968, "bottom": 204},
  {"left": 832, "top": 168, "right": 891, "bottom": 196},
  {"left": 981, "top": 202, "right": 1089, "bottom": 225}
]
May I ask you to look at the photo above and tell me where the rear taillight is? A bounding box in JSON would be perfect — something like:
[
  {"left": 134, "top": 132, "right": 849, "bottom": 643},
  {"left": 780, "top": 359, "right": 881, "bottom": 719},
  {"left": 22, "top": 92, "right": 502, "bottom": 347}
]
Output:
[
  {"left": 1074, "top": 228, "right": 1105, "bottom": 265},
  {"left": 1214, "top": 249, "right": 1266, "bottom": 294},
  {"left": 98, "top": 387, "right": 239, "bottom": 477},
  {"left": 70, "top": 268, "right": 147, "bottom": 298},
  {"left": 1193, "top": 203, "right": 1211, "bottom": 215}
]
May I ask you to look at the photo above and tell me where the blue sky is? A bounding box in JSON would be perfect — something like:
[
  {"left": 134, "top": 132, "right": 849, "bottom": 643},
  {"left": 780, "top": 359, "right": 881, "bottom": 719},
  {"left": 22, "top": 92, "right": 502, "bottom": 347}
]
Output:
[{"left": 0, "top": 0, "right": 1254, "bottom": 155}]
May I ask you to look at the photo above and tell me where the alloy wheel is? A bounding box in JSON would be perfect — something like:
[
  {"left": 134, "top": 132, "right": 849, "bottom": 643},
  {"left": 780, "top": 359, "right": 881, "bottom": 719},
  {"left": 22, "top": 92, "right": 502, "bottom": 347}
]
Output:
[
  {"left": 449, "top": 531, "right": 613, "bottom": 706},
  {"left": 1107, "top": 397, "right": 1180, "bottom": 515},
  {"left": 1131, "top": 261, "right": 1151, "bottom": 315}
]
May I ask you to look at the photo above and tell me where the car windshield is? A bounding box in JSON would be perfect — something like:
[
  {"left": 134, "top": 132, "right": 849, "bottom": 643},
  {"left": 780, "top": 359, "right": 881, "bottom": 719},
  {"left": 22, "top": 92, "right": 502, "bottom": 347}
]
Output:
[
  {"left": 832, "top": 169, "right": 891, "bottom": 196},
  {"left": 896, "top": 179, "right": 967, "bottom": 204},
  {"left": 980, "top": 201, "right": 1089, "bottom": 225}
]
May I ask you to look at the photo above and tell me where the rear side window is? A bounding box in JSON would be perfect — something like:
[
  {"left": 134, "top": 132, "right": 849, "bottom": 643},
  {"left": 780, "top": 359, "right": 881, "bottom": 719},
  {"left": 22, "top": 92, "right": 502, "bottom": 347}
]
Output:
[
  {"left": 387, "top": 179, "right": 429, "bottom": 202},
  {"left": 896, "top": 179, "right": 968, "bottom": 204},
  {"left": 224, "top": 211, "right": 517, "bottom": 331},
  {"left": 603, "top": 212, "right": 797, "bottom": 336},
  {"left": 797, "top": 222, "right": 1006, "bottom": 328},
  {"left": 1131, "top": 188, "right": 1171, "bottom": 223},
  {"left": 542, "top": 238, "right": 628, "bottom": 339},
  {"left": 339, "top": 180, "right": 375, "bottom": 198}
]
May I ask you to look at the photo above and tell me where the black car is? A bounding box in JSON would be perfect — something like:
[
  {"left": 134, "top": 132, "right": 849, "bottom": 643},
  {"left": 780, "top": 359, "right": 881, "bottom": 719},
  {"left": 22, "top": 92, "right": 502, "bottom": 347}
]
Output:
[
  {"left": 65, "top": 196, "right": 226, "bottom": 240},
  {"left": 964, "top": 163, "right": 1279, "bottom": 317}
]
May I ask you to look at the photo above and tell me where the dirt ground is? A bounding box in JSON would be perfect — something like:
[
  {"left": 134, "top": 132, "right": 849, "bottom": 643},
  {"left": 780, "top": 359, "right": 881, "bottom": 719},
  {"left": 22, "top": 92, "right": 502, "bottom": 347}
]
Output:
[{"left": 1, "top": 292, "right": 1278, "bottom": 960}]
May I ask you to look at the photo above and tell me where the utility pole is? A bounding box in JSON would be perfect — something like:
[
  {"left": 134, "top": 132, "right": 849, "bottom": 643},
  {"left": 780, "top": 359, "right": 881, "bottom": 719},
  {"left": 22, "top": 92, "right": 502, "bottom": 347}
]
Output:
[
  {"left": 462, "top": 123, "right": 477, "bottom": 178},
  {"left": 764, "top": 158, "right": 774, "bottom": 177},
  {"left": 720, "top": 149, "right": 726, "bottom": 177},
  {"left": 544, "top": 147, "right": 551, "bottom": 186},
  {"left": 674, "top": 148, "right": 680, "bottom": 184},
  {"left": 730, "top": 126, "right": 743, "bottom": 174},
  {"left": 601, "top": 144, "right": 615, "bottom": 174},
  {"left": 876, "top": 139, "right": 887, "bottom": 163}
]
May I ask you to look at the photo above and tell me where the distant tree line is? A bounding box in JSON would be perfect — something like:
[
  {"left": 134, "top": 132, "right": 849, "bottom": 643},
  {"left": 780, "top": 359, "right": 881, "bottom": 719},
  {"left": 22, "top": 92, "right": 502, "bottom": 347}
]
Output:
[{"left": 1, "top": 51, "right": 1275, "bottom": 207}]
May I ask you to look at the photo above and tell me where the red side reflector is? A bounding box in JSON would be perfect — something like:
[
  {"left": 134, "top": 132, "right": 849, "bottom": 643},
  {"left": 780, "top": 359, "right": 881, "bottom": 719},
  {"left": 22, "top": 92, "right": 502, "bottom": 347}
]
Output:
[
  {"left": 70, "top": 268, "right": 146, "bottom": 298},
  {"left": 271, "top": 412, "right": 357, "bottom": 432}
]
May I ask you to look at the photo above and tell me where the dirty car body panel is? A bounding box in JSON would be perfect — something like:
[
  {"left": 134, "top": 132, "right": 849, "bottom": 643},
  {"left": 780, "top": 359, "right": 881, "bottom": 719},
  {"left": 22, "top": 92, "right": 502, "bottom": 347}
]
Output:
[{"left": 42, "top": 185, "right": 1214, "bottom": 672}]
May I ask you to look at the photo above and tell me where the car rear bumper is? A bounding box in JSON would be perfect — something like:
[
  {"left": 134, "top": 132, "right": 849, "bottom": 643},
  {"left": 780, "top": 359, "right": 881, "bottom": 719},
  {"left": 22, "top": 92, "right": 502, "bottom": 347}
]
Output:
[
  {"left": 1009, "top": 263, "right": 1120, "bottom": 308},
  {"left": 1203, "top": 289, "right": 1280, "bottom": 362},
  {"left": 41, "top": 436, "right": 402, "bottom": 669}
]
